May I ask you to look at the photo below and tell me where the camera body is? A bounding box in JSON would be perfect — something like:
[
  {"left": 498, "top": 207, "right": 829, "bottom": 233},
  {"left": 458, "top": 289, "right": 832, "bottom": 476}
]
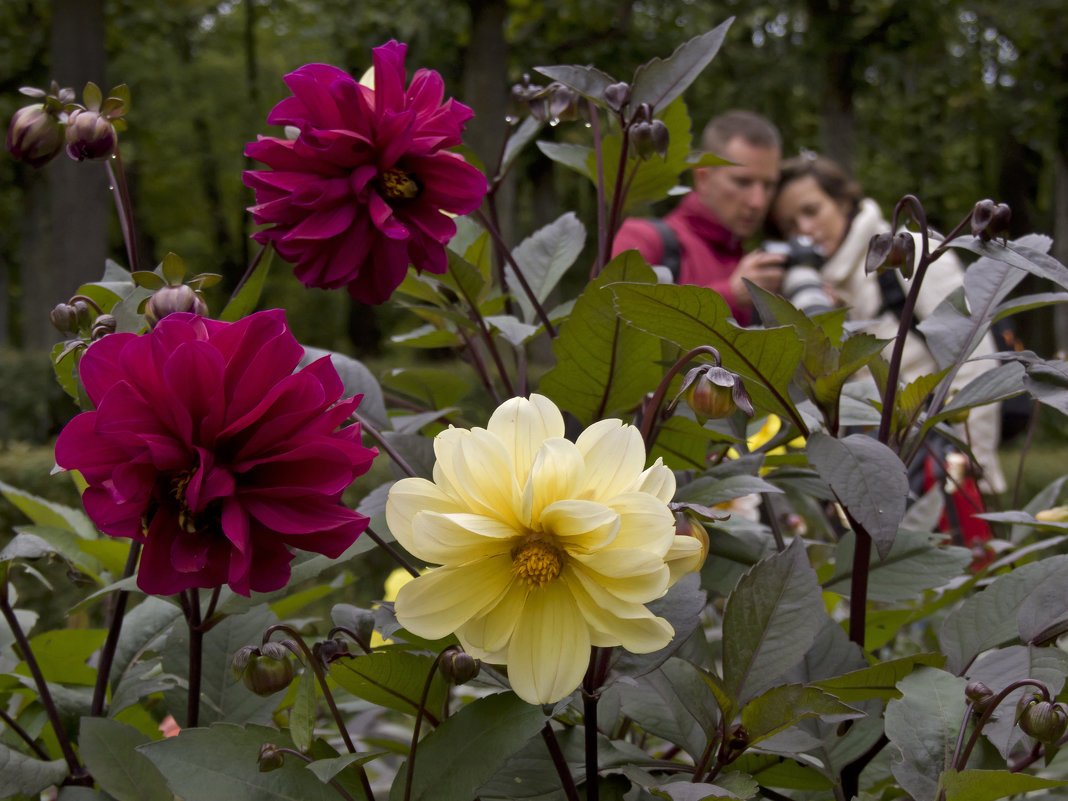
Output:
[{"left": 761, "top": 236, "right": 833, "bottom": 315}]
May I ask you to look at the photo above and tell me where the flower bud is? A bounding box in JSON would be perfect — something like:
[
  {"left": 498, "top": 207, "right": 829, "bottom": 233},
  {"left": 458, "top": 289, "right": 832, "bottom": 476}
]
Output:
[
  {"left": 670, "top": 511, "right": 709, "bottom": 575},
  {"left": 90, "top": 314, "right": 116, "bottom": 340},
  {"left": 439, "top": 646, "right": 481, "bottom": 685},
  {"left": 233, "top": 643, "right": 295, "bottom": 696},
  {"left": 50, "top": 303, "right": 78, "bottom": 335},
  {"left": 547, "top": 84, "right": 580, "bottom": 123},
  {"left": 7, "top": 104, "right": 66, "bottom": 168},
  {"left": 144, "top": 285, "right": 208, "bottom": 328},
  {"left": 629, "top": 120, "right": 656, "bottom": 160},
  {"left": 65, "top": 108, "right": 116, "bottom": 161},
  {"left": 72, "top": 300, "right": 96, "bottom": 330},
  {"left": 258, "top": 743, "right": 286, "bottom": 772},
  {"left": 676, "top": 364, "right": 755, "bottom": 421},
  {"left": 649, "top": 119, "right": 669, "bottom": 159},
  {"left": 722, "top": 724, "right": 749, "bottom": 762},
  {"left": 1019, "top": 700, "right": 1068, "bottom": 745},
  {"left": 313, "top": 637, "right": 352, "bottom": 665},
  {"left": 603, "top": 82, "right": 631, "bottom": 112},
  {"left": 865, "top": 231, "right": 915, "bottom": 276},
  {"left": 1035, "top": 506, "right": 1068, "bottom": 523},
  {"left": 972, "top": 199, "right": 1012, "bottom": 242},
  {"left": 965, "top": 681, "right": 995, "bottom": 715}
]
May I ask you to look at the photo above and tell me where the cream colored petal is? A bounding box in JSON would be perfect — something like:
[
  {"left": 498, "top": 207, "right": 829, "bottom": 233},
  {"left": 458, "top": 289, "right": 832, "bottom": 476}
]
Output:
[
  {"left": 665, "top": 534, "right": 705, "bottom": 584},
  {"left": 608, "top": 492, "right": 676, "bottom": 555},
  {"left": 458, "top": 579, "right": 528, "bottom": 655},
  {"left": 394, "top": 555, "right": 513, "bottom": 641},
  {"left": 575, "top": 419, "right": 647, "bottom": 501},
  {"left": 539, "top": 499, "right": 619, "bottom": 553},
  {"left": 386, "top": 477, "right": 467, "bottom": 554},
  {"left": 506, "top": 580, "right": 590, "bottom": 704},
  {"left": 565, "top": 566, "right": 674, "bottom": 653},
  {"left": 447, "top": 427, "right": 523, "bottom": 527},
  {"left": 431, "top": 427, "right": 473, "bottom": 502},
  {"left": 521, "top": 438, "right": 585, "bottom": 524},
  {"left": 568, "top": 552, "right": 670, "bottom": 603},
  {"left": 410, "top": 512, "right": 519, "bottom": 565},
  {"left": 487, "top": 394, "right": 566, "bottom": 487},
  {"left": 630, "top": 458, "right": 676, "bottom": 503}
]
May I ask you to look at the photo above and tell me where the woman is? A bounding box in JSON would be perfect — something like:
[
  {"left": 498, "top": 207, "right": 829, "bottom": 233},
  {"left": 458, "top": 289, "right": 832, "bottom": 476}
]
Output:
[{"left": 769, "top": 154, "right": 1005, "bottom": 494}]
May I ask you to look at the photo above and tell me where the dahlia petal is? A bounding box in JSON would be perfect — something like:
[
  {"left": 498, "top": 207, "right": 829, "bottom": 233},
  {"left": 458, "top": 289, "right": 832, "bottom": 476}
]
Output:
[
  {"left": 245, "top": 529, "right": 294, "bottom": 594},
  {"left": 448, "top": 428, "right": 522, "bottom": 527},
  {"left": 185, "top": 449, "right": 235, "bottom": 512},
  {"left": 283, "top": 202, "right": 358, "bottom": 242},
  {"left": 403, "top": 229, "right": 448, "bottom": 276},
  {"left": 506, "top": 580, "right": 590, "bottom": 704},
  {"left": 77, "top": 333, "right": 138, "bottom": 404},
  {"left": 409, "top": 152, "right": 488, "bottom": 213},
  {"left": 170, "top": 529, "right": 212, "bottom": 574},
  {"left": 458, "top": 579, "right": 527, "bottom": 655},
  {"left": 242, "top": 495, "right": 363, "bottom": 536},
  {"left": 368, "top": 192, "right": 408, "bottom": 240},
  {"left": 609, "top": 492, "right": 676, "bottom": 555},
  {"left": 221, "top": 496, "right": 250, "bottom": 554},
  {"left": 522, "top": 439, "right": 585, "bottom": 526},
  {"left": 486, "top": 394, "right": 567, "bottom": 487},
  {"left": 409, "top": 511, "right": 517, "bottom": 565},
  {"left": 385, "top": 477, "right": 466, "bottom": 553},
  {"left": 55, "top": 412, "right": 127, "bottom": 475},
  {"left": 371, "top": 40, "right": 408, "bottom": 114},
  {"left": 575, "top": 419, "right": 647, "bottom": 502},
  {"left": 568, "top": 550, "right": 670, "bottom": 603},
  {"left": 401, "top": 205, "right": 456, "bottom": 244},
  {"left": 565, "top": 566, "right": 674, "bottom": 653},
  {"left": 393, "top": 555, "right": 513, "bottom": 641},
  {"left": 163, "top": 341, "right": 227, "bottom": 444},
  {"left": 539, "top": 500, "right": 619, "bottom": 552},
  {"left": 665, "top": 535, "right": 705, "bottom": 583},
  {"left": 631, "top": 458, "right": 676, "bottom": 503},
  {"left": 81, "top": 487, "right": 144, "bottom": 541}
]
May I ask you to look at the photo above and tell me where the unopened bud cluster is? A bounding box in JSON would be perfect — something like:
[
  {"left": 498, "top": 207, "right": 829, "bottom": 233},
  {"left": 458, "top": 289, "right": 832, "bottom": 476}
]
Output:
[
  {"left": 439, "top": 646, "right": 481, "bottom": 685},
  {"left": 232, "top": 642, "right": 296, "bottom": 696},
  {"left": 510, "top": 75, "right": 581, "bottom": 125},
  {"left": 627, "top": 103, "right": 668, "bottom": 161},
  {"left": 1017, "top": 692, "right": 1068, "bottom": 745},
  {"left": 865, "top": 231, "right": 916, "bottom": 278},
  {"left": 971, "top": 199, "right": 1011, "bottom": 243},
  {"left": 675, "top": 363, "right": 754, "bottom": 421},
  {"left": 133, "top": 253, "right": 219, "bottom": 328}
]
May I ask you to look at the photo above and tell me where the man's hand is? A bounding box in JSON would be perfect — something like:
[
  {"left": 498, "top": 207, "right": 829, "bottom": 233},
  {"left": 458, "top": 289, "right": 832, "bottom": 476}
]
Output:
[{"left": 728, "top": 250, "right": 785, "bottom": 308}]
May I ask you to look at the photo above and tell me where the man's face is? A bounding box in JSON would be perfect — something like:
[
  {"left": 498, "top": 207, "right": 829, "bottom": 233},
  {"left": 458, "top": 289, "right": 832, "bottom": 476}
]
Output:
[{"left": 693, "top": 136, "right": 781, "bottom": 238}]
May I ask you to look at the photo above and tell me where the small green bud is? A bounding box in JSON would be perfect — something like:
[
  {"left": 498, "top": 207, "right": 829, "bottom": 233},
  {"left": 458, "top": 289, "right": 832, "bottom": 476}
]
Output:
[
  {"left": 258, "top": 743, "right": 285, "bottom": 772},
  {"left": 90, "top": 313, "right": 116, "bottom": 340},
  {"left": 233, "top": 643, "right": 295, "bottom": 696},
  {"left": 1019, "top": 699, "right": 1068, "bottom": 745},
  {"left": 965, "top": 681, "right": 995, "bottom": 715},
  {"left": 675, "top": 364, "right": 755, "bottom": 421},
  {"left": 50, "top": 303, "right": 78, "bottom": 335},
  {"left": 65, "top": 108, "right": 116, "bottom": 161},
  {"left": 6, "top": 103, "right": 66, "bottom": 168},
  {"left": 603, "top": 82, "right": 631, "bottom": 112}
]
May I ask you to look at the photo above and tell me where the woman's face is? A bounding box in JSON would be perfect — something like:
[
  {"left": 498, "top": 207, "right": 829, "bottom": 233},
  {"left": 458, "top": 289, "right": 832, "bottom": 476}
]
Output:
[{"left": 771, "top": 174, "right": 853, "bottom": 257}]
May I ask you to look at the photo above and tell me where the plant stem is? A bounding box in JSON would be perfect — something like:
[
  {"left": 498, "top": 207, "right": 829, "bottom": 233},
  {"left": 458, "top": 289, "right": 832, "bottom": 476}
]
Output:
[
  {"left": 182, "top": 587, "right": 204, "bottom": 728},
  {"left": 588, "top": 100, "right": 609, "bottom": 279},
  {"left": 0, "top": 705, "right": 49, "bottom": 759},
  {"left": 106, "top": 147, "right": 139, "bottom": 271},
  {"left": 581, "top": 647, "right": 607, "bottom": 801},
  {"left": 403, "top": 650, "right": 448, "bottom": 801},
  {"left": 842, "top": 508, "right": 872, "bottom": 648},
  {"left": 354, "top": 412, "right": 418, "bottom": 478},
  {"left": 363, "top": 526, "right": 420, "bottom": 578},
  {"left": 91, "top": 541, "right": 141, "bottom": 716},
  {"left": 637, "top": 345, "right": 722, "bottom": 447},
  {"left": 458, "top": 329, "right": 502, "bottom": 405},
  {"left": 265, "top": 624, "right": 359, "bottom": 755},
  {"left": 472, "top": 207, "right": 557, "bottom": 337},
  {"left": 0, "top": 573, "right": 87, "bottom": 780},
  {"left": 603, "top": 127, "right": 632, "bottom": 273},
  {"left": 541, "top": 723, "right": 580, "bottom": 801},
  {"left": 953, "top": 679, "right": 1050, "bottom": 770}
]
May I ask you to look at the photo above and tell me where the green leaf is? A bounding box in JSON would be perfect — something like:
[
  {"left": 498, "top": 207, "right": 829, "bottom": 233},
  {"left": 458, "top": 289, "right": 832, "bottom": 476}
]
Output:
[
  {"left": 612, "top": 283, "right": 803, "bottom": 426},
  {"left": 329, "top": 651, "right": 447, "bottom": 719},
  {"left": 726, "top": 753, "right": 833, "bottom": 791},
  {"left": 139, "top": 723, "right": 336, "bottom": 801},
  {"left": 648, "top": 415, "right": 736, "bottom": 471},
  {"left": 538, "top": 252, "right": 661, "bottom": 424},
  {"left": 382, "top": 367, "right": 471, "bottom": 410},
  {"left": 485, "top": 314, "right": 539, "bottom": 347},
  {"left": 612, "top": 573, "right": 708, "bottom": 678},
  {"left": 721, "top": 538, "right": 827, "bottom": 705},
  {"left": 824, "top": 529, "right": 972, "bottom": 603},
  {"left": 741, "top": 684, "right": 862, "bottom": 746},
  {"left": 651, "top": 781, "right": 743, "bottom": 800},
  {"left": 299, "top": 346, "right": 387, "bottom": 429},
  {"left": 78, "top": 717, "right": 171, "bottom": 801},
  {"left": 388, "top": 692, "right": 545, "bottom": 801},
  {"left": 130, "top": 270, "right": 167, "bottom": 290},
  {"left": 0, "top": 479, "right": 97, "bottom": 540},
  {"left": 12, "top": 525, "right": 103, "bottom": 581},
  {"left": 939, "top": 554, "right": 1068, "bottom": 674},
  {"left": 18, "top": 628, "right": 106, "bottom": 685},
  {"left": 928, "top": 362, "right": 1026, "bottom": 427},
  {"left": 391, "top": 323, "right": 464, "bottom": 348},
  {"left": 304, "top": 751, "right": 386, "bottom": 783},
  {"left": 812, "top": 653, "right": 946, "bottom": 702},
  {"left": 289, "top": 667, "right": 316, "bottom": 753},
  {"left": 0, "top": 743, "right": 68, "bottom": 797},
  {"left": 220, "top": 245, "right": 273, "bottom": 322},
  {"left": 535, "top": 140, "right": 593, "bottom": 180},
  {"left": 806, "top": 433, "right": 907, "bottom": 560},
  {"left": 630, "top": 20, "right": 733, "bottom": 112},
  {"left": 532, "top": 64, "right": 618, "bottom": 104},
  {"left": 939, "top": 768, "right": 1068, "bottom": 801},
  {"left": 158, "top": 253, "right": 185, "bottom": 285},
  {"left": 617, "top": 658, "right": 719, "bottom": 760},
  {"left": 885, "top": 668, "right": 968, "bottom": 801},
  {"left": 507, "top": 212, "right": 586, "bottom": 324},
  {"left": 110, "top": 596, "right": 181, "bottom": 695}
]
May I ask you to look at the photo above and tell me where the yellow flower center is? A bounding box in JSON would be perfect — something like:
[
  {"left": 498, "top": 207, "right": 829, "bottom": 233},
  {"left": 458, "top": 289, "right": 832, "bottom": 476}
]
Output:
[
  {"left": 379, "top": 168, "right": 421, "bottom": 200},
  {"left": 511, "top": 537, "right": 564, "bottom": 588}
]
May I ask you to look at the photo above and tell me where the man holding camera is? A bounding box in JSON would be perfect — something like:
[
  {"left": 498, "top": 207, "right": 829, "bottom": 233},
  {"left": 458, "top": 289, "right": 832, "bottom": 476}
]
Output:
[{"left": 611, "top": 110, "right": 786, "bottom": 326}]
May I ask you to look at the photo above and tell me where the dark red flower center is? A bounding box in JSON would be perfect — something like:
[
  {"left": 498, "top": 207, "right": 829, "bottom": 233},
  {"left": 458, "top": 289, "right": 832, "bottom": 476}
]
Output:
[
  {"left": 378, "top": 168, "right": 421, "bottom": 201},
  {"left": 140, "top": 469, "right": 223, "bottom": 539}
]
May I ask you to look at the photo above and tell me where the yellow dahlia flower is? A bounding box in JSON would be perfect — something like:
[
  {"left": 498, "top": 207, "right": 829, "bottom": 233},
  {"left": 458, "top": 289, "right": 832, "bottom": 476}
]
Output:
[{"left": 385, "top": 394, "right": 702, "bottom": 704}]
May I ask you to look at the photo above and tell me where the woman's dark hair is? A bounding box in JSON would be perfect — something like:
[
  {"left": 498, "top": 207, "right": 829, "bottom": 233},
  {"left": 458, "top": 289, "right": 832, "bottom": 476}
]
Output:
[{"left": 778, "top": 154, "right": 864, "bottom": 213}]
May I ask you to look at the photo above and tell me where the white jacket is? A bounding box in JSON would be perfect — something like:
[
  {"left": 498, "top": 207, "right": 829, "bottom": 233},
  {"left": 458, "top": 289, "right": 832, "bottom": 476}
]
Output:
[{"left": 821, "top": 199, "right": 1005, "bottom": 493}]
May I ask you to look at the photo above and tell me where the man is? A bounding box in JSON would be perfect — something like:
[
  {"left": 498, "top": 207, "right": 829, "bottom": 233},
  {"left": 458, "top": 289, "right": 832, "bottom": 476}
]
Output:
[{"left": 611, "top": 110, "right": 784, "bottom": 325}]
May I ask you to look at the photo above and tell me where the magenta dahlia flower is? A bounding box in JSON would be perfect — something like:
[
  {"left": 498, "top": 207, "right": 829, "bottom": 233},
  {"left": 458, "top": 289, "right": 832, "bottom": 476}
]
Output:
[
  {"left": 55, "top": 310, "right": 377, "bottom": 596},
  {"left": 244, "top": 41, "right": 488, "bottom": 305}
]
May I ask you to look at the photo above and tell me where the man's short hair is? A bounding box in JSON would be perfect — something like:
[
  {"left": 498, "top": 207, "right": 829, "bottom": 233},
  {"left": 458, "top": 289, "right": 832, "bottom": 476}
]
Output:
[{"left": 701, "top": 110, "right": 781, "bottom": 155}]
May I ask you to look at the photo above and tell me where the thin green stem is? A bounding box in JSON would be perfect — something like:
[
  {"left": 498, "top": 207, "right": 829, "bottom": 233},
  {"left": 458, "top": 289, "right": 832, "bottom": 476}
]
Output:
[
  {"left": 588, "top": 100, "right": 609, "bottom": 280},
  {"left": 182, "top": 588, "right": 204, "bottom": 728},
  {"left": 637, "top": 345, "right": 723, "bottom": 447},
  {"left": 363, "top": 526, "right": 420, "bottom": 578},
  {"left": 264, "top": 624, "right": 359, "bottom": 755},
  {"left": 0, "top": 704, "right": 49, "bottom": 759},
  {"left": 106, "top": 148, "right": 139, "bottom": 271},
  {"left": 457, "top": 328, "right": 503, "bottom": 405},
  {"left": 0, "top": 572, "right": 86, "bottom": 780},
  {"left": 354, "top": 412, "right": 418, "bottom": 478},
  {"left": 541, "top": 723, "right": 581, "bottom": 801},
  {"left": 602, "top": 127, "right": 632, "bottom": 275},
  {"left": 403, "top": 650, "right": 448, "bottom": 801},
  {"left": 91, "top": 541, "right": 141, "bottom": 716}
]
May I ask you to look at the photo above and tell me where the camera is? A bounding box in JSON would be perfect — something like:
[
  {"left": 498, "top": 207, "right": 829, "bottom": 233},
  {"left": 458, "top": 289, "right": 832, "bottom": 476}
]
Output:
[{"left": 761, "top": 236, "right": 833, "bottom": 315}]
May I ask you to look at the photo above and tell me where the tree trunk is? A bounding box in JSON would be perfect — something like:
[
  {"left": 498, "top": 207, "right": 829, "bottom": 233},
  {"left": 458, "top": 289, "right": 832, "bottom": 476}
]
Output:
[{"left": 20, "top": 0, "right": 109, "bottom": 348}]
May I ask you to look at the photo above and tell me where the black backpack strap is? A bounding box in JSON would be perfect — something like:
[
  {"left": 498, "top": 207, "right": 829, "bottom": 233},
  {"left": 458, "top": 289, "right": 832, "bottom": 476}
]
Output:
[{"left": 646, "top": 218, "right": 682, "bottom": 282}]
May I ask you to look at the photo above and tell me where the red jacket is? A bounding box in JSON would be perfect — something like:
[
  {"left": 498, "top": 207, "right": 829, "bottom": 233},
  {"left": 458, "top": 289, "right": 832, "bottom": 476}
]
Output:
[{"left": 611, "top": 192, "right": 751, "bottom": 324}]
